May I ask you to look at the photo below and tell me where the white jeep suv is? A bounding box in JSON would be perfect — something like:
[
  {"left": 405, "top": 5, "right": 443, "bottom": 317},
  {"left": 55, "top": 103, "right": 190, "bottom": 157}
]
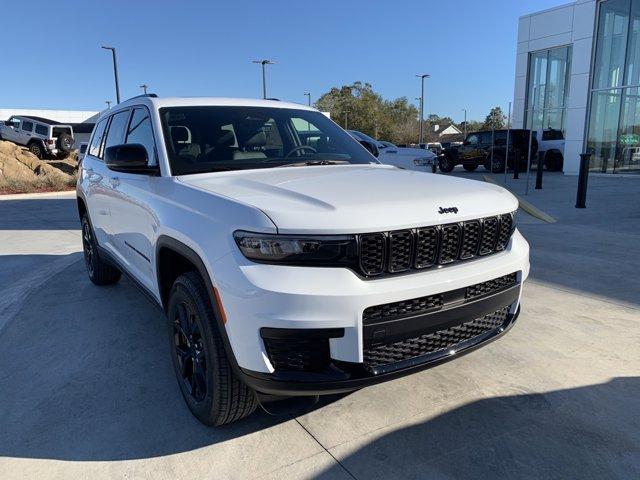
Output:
[{"left": 77, "top": 95, "right": 530, "bottom": 426}]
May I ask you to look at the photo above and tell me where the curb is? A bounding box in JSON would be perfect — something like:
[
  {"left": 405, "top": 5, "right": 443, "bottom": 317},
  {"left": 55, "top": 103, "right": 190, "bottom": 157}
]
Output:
[
  {"left": 482, "top": 175, "right": 557, "bottom": 224},
  {"left": 0, "top": 190, "right": 76, "bottom": 200}
]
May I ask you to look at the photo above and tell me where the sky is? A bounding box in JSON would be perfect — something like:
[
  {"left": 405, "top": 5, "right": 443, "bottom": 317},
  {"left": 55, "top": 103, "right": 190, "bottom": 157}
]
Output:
[{"left": 1, "top": 0, "right": 564, "bottom": 123}]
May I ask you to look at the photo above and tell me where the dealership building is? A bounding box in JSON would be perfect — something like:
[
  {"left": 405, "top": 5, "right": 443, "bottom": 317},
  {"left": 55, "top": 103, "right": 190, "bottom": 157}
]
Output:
[{"left": 515, "top": 0, "right": 640, "bottom": 175}]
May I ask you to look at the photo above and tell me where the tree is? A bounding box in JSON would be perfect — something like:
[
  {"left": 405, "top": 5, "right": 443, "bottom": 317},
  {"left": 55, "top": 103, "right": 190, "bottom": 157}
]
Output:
[
  {"left": 315, "top": 82, "right": 419, "bottom": 144},
  {"left": 482, "top": 106, "right": 506, "bottom": 130}
]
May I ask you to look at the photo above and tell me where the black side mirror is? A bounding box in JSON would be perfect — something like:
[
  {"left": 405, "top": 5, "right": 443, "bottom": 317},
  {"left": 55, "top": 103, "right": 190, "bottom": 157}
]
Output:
[
  {"left": 4, "top": 120, "right": 12, "bottom": 126},
  {"left": 359, "top": 140, "right": 379, "bottom": 158},
  {"left": 105, "top": 143, "right": 158, "bottom": 175}
]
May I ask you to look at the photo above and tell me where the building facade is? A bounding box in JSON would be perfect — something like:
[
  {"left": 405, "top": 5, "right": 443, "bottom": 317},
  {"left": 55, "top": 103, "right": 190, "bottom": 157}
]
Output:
[{"left": 515, "top": 0, "right": 640, "bottom": 175}]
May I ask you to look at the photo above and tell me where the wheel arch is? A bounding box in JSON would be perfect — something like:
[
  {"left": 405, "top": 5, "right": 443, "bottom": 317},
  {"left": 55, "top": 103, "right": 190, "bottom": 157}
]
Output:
[{"left": 155, "top": 235, "right": 246, "bottom": 380}]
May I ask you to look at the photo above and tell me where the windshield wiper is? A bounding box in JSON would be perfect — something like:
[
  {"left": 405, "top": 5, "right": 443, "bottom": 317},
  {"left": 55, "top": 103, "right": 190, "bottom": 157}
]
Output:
[{"left": 279, "top": 160, "right": 349, "bottom": 168}]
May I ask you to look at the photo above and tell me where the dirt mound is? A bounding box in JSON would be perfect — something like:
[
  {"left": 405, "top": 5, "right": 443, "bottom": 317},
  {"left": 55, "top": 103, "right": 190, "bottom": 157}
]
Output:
[{"left": 0, "top": 140, "right": 77, "bottom": 194}]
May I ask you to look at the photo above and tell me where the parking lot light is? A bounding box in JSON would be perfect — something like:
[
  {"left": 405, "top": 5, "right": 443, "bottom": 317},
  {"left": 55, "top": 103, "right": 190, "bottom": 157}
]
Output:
[
  {"left": 252, "top": 59, "right": 274, "bottom": 99},
  {"left": 101, "top": 46, "right": 121, "bottom": 104},
  {"left": 416, "top": 74, "right": 430, "bottom": 145}
]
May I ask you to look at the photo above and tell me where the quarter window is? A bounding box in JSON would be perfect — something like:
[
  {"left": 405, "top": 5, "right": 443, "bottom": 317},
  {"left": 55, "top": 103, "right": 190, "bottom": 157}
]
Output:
[
  {"left": 126, "top": 108, "right": 156, "bottom": 162},
  {"left": 35, "top": 124, "right": 48, "bottom": 136}
]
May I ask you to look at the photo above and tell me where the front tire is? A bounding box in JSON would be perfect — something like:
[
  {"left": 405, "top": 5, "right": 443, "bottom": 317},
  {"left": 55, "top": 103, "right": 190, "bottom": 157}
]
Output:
[
  {"left": 463, "top": 164, "right": 478, "bottom": 172},
  {"left": 438, "top": 154, "right": 455, "bottom": 173},
  {"left": 168, "top": 272, "right": 258, "bottom": 426},
  {"left": 81, "top": 214, "right": 121, "bottom": 285}
]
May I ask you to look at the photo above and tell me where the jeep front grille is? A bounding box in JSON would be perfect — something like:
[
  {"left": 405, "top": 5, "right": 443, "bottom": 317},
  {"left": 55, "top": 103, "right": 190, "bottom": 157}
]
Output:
[{"left": 358, "top": 213, "right": 514, "bottom": 277}]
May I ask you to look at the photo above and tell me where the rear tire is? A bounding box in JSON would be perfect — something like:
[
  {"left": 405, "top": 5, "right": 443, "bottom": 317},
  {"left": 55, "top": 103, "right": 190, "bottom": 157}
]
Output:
[
  {"left": 28, "top": 142, "right": 44, "bottom": 159},
  {"left": 438, "top": 154, "right": 455, "bottom": 173},
  {"left": 168, "top": 271, "right": 258, "bottom": 426},
  {"left": 490, "top": 154, "right": 506, "bottom": 173},
  {"left": 545, "top": 151, "right": 563, "bottom": 171},
  {"left": 81, "top": 214, "right": 121, "bottom": 285},
  {"left": 462, "top": 164, "right": 477, "bottom": 172}
]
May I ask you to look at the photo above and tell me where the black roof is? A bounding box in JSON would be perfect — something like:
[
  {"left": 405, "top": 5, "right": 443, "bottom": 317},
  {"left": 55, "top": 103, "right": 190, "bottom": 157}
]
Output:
[{"left": 21, "top": 115, "right": 64, "bottom": 125}]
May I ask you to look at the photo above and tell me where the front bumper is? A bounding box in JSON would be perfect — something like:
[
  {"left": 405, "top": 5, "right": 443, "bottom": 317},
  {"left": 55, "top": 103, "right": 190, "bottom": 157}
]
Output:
[
  {"left": 241, "top": 300, "right": 521, "bottom": 396},
  {"left": 211, "top": 230, "right": 529, "bottom": 393}
]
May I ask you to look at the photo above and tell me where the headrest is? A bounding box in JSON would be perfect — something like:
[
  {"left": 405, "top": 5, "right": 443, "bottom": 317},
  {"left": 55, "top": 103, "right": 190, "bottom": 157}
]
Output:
[
  {"left": 244, "top": 131, "right": 266, "bottom": 149},
  {"left": 216, "top": 130, "right": 235, "bottom": 147},
  {"left": 171, "top": 126, "right": 188, "bottom": 142}
]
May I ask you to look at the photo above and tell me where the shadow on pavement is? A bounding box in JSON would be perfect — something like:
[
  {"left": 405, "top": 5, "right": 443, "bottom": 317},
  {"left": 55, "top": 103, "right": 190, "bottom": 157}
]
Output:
[
  {"left": 321, "top": 377, "right": 640, "bottom": 479},
  {"left": 0, "top": 198, "right": 78, "bottom": 230},
  {"left": 0, "top": 260, "right": 343, "bottom": 461}
]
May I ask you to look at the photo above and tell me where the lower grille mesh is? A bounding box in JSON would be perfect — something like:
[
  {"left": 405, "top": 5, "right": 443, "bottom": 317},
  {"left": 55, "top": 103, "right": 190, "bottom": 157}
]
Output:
[
  {"left": 363, "top": 306, "right": 510, "bottom": 369},
  {"left": 263, "top": 337, "right": 329, "bottom": 372}
]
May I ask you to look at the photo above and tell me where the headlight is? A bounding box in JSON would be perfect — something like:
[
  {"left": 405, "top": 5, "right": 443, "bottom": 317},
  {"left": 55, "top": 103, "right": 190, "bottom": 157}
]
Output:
[
  {"left": 413, "top": 157, "right": 432, "bottom": 166},
  {"left": 233, "top": 231, "right": 358, "bottom": 266}
]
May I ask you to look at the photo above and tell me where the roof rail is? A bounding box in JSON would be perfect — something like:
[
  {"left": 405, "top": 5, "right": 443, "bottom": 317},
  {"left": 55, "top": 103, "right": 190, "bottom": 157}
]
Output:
[{"left": 121, "top": 93, "right": 158, "bottom": 102}]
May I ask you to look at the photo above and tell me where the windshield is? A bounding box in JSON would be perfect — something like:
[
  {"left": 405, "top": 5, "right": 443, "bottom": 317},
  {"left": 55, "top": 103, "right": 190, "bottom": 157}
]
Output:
[
  {"left": 160, "top": 106, "right": 377, "bottom": 175},
  {"left": 349, "top": 130, "right": 384, "bottom": 149}
]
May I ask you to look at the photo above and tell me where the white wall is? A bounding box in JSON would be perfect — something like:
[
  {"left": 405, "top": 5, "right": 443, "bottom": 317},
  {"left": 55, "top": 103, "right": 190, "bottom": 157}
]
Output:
[{"left": 513, "top": 0, "right": 597, "bottom": 174}]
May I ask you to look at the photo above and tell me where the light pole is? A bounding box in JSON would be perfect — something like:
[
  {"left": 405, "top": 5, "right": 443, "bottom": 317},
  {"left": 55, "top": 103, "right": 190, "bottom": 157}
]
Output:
[
  {"left": 105, "top": 101, "right": 111, "bottom": 109},
  {"left": 252, "top": 59, "right": 274, "bottom": 99},
  {"left": 304, "top": 92, "right": 311, "bottom": 106},
  {"left": 101, "top": 46, "right": 121, "bottom": 104},
  {"left": 416, "top": 74, "right": 430, "bottom": 145},
  {"left": 140, "top": 84, "right": 149, "bottom": 94},
  {"left": 461, "top": 108, "right": 467, "bottom": 138}
]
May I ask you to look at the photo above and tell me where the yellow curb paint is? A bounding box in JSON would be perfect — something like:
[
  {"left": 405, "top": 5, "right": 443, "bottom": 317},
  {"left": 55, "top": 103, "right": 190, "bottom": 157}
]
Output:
[{"left": 482, "top": 175, "right": 557, "bottom": 224}]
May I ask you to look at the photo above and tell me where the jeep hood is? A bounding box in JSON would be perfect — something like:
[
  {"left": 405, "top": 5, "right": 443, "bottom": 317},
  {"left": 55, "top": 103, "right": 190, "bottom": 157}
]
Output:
[{"left": 178, "top": 164, "right": 518, "bottom": 234}]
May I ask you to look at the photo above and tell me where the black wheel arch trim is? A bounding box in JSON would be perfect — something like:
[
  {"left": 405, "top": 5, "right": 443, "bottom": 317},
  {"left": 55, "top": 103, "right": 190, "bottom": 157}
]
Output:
[{"left": 154, "top": 235, "right": 249, "bottom": 386}]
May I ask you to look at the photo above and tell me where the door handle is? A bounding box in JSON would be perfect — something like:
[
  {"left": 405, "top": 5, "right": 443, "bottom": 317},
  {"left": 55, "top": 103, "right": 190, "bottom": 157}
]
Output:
[{"left": 109, "top": 177, "right": 120, "bottom": 187}]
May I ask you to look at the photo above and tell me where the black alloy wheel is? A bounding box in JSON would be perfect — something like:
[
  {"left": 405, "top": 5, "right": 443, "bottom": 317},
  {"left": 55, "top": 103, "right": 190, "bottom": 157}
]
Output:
[
  {"left": 82, "top": 218, "right": 95, "bottom": 277},
  {"left": 80, "top": 214, "right": 121, "bottom": 285},
  {"left": 29, "top": 142, "right": 43, "bottom": 159},
  {"left": 172, "top": 301, "right": 208, "bottom": 402}
]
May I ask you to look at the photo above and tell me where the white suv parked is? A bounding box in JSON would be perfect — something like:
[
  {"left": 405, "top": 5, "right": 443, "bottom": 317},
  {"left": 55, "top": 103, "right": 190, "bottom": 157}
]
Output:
[
  {"left": 0, "top": 115, "right": 75, "bottom": 159},
  {"left": 77, "top": 95, "right": 530, "bottom": 426}
]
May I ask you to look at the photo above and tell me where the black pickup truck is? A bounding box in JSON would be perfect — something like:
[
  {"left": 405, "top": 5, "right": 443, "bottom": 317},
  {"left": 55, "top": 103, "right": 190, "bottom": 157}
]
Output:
[{"left": 439, "top": 129, "right": 538, "bottom": 173}]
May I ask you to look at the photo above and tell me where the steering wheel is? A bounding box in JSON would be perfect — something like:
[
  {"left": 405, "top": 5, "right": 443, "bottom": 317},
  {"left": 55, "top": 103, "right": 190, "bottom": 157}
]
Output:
[{"left": 285, "top": 145, "right": 317, "bottom": 157}]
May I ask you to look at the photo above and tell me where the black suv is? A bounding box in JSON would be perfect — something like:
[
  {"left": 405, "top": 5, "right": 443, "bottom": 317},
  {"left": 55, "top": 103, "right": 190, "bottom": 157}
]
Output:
[{"left": 439, "top": 129, "right": 538, "bottom": 173}]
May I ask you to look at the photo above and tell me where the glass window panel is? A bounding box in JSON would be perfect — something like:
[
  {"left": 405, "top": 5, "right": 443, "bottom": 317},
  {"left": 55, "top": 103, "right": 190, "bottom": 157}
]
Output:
[
  {"left": 617, "top": 87, "right": 640, "bottom": 172},
  {"left": 546, "top": 47, "right": 570, "bottom": 109},
  {"left": 593, "top": 0, "right": 630, "bottom": 90},
  {"left": 587, "top": 89, "right": 623, "bottom": 172},
  {"left": 525, "top": 46, "right": 570, "bottom": 134}
]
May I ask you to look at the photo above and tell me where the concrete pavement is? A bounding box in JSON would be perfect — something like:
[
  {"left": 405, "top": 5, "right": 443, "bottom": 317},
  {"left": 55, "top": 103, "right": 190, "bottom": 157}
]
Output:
[{"left": 0, "top": 180, "right": 638, "bottom": 480}]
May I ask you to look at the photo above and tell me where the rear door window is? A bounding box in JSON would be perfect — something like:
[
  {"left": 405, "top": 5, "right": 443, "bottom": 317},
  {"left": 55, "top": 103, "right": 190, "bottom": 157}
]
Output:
[
  {"left": 88, "top": 119, "right": 108, "bottom": 158},
  {"left": 103, "top": 110, "right": 131, "bottom": 151},
  {"left": 21, "top": 121, "right": 33, "bottom": 132},
  {"left": 125, "top": 107, "right": 156, "bottom": 162}
]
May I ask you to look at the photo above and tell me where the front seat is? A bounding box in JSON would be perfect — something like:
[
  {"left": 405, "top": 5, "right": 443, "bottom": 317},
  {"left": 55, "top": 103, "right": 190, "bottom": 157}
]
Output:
[
  {"left": 171, "top": 126, "right": 200, "bottom": 161},
  {"left": 233, "top": 131, "right": 267, "bottom": 160}
]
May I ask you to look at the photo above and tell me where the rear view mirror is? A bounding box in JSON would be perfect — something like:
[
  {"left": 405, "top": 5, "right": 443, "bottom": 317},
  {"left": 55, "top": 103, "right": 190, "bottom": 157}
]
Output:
[{"left": 105, "top": 143, "right": 158, "bottom": 175}]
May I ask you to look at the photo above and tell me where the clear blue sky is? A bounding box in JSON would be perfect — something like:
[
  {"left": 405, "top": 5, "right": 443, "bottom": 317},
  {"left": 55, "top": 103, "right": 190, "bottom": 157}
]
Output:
[{"left": 1, "top": 0, "right": 563, "bottom": 122}]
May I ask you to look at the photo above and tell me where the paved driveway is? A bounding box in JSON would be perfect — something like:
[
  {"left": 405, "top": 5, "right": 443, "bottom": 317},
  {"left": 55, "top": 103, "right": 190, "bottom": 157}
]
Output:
[{"left": 0, "top": 181, "right": 638, "bottom": 480}]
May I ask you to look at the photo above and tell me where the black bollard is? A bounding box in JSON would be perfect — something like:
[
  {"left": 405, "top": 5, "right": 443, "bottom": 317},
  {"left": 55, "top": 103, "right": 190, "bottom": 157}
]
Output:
[
  {"left": 575, "top": 153, "right": 591, "bottom": 208},
  {"left": 513, "top": 148, "right": 519, "bottom": 179},
  {"left": 535, "top": 151, "right": 544, "bottom": 189}
]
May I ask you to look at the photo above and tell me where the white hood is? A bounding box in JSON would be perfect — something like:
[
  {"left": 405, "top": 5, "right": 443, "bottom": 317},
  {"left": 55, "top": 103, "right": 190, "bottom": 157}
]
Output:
[{"left": 179, "top": 164, "right": 518, "bottom": 234}]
